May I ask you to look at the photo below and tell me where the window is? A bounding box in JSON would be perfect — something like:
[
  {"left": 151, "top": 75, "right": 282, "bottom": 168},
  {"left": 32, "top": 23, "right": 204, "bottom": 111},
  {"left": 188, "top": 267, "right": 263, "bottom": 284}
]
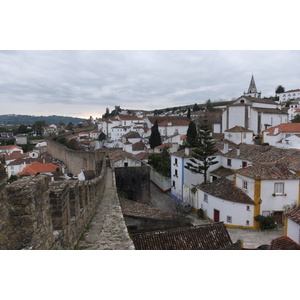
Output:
[
  {"left": 246, "top": 206, "right": 250, "bottom": 211},
  {"left": 246, "top": 220, "right": 250, "bottom": 226},
  {"left": 227, "top": 159, "right": 232, "bottom": 167},
  {"left": 204, "top": 193, "right": 208, "bottom": 203},
  {"left": 172, "top": 181, "right": 176, "bottom": 188},
  {"left": 243, "top": 180, "right": 248, "bottom": 190},
  {"left": 274, "top": 183, "right": 284, "bottom": 195},
  {"left": 174, "top": 158, "right": 178, "bottom": 166},
  {"left": 242, "top": 161, "right": 247, "bottom": 168},
  {"left": 227, "top": 216, "right": 232, "bottom": 223},
  {"left": 174, "top": 169, "right": 178, "bottom": 177},
  {"left": 124, "top": 162, "right": 128, "bottom": 167}
]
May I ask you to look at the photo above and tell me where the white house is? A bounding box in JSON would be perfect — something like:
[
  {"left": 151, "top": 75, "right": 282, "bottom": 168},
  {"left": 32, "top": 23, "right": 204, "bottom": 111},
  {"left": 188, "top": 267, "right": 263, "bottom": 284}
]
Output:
[
  {"left": 262, "top": 123, "right": 300, "bottom": 148},
  {"left": 157, "top": 119, "right": 190, "bottom": 139},
  {"left": 196, "top": 178, "right": 255, "bottom": 228},
  {"left": 0, "top": 145, "right": 23, "bottom": 155},
  {"left": 224, "top": 126, "right": 254, "bottom": 145},
  {"left": 284, "top": 205, "right": 300, "bottom": 245},
  {"left": 89, "top": 130, "right": 101, "bottom": 140},
  {"left": 170, "top": 147, "right": 222, "bottom": 202},
  {"left": 235, "top": 163, "right": 299, "bottom": 228},
  {"left": 277, "top": 89, "right": 300, "bottom": 104},
  {"left": 108, "top": 149, "right": 142, "bottom": 168}
]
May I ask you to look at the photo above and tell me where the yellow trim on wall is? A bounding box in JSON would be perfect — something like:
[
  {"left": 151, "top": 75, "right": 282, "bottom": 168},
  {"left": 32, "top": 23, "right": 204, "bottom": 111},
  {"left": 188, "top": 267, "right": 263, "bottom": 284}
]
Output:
[
  {"left": 253, "top": 179, "right": 261, "bottom": 229},
  {"left": 284, "top": 216, "right": 288, "bottom": 236}
]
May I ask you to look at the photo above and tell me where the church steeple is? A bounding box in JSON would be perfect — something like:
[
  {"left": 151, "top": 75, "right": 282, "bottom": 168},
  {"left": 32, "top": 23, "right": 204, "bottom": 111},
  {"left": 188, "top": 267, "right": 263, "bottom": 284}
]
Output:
[{"left": 244, "top": 75, "right": 261, "bottom": 98}]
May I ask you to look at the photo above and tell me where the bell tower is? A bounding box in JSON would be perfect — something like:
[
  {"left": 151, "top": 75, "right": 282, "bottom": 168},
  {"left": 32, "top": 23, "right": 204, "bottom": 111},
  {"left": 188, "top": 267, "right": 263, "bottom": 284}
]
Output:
[{"left": 244, "top": 75, "right": 261, "bottom": 98}]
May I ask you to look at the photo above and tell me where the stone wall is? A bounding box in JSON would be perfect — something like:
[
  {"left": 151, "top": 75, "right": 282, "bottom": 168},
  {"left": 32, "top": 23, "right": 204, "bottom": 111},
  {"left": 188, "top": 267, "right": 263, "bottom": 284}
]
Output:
[
  {"left": 114, "top": 165, "right": 150, "bottom": 203},
  {"left": 0, "top": 160, "right": 107, "bottom": 250},
  {"left": 46, "top": 138, "right": 106, "bottom": 176}
]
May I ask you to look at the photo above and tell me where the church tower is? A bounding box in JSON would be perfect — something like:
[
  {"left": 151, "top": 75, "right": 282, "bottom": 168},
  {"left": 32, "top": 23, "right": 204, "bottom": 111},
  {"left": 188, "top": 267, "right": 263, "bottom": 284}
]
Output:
[{"left": 244, "top": 75, "right": 261, "bottom": 98}]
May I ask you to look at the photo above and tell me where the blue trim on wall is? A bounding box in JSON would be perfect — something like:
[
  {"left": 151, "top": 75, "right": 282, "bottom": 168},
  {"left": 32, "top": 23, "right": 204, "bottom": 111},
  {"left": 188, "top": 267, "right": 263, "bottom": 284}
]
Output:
[
  {"left": 170, "top": 193, "right": 181, "bottom": 202},
  {"left": 182, "top": 157, "right": 184, "bottom": 185}
]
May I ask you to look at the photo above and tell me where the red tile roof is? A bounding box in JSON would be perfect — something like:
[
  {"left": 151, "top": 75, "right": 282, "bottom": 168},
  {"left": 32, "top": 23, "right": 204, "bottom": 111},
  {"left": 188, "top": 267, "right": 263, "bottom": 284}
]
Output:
[
  {"left": 132, "top": 142, "right": 146, "bottom": 151},
  {"left": 18, "top": 162, "right": 61, "bottom": 175},
  {"left": 263, "top": 123, "right": 300, "bottom": 136},
  {"left": 284, "top": 205, "right": 300, "bottom": 225},
  {"left": 269, "top": 236, "right": 300, "bottom": 250},
  {"left": 225, "top": 126, "right": 253, "bottom": 132},
  {"left": 0, "top": 145, "right": 23, "bottom": 151},
  {"left": 117, "top": 115, "right": 143, "bottom": 121},
  {"left": 235, "top": 163, "right": 299, "bottom": 180},
  {"left": 155, "top": 143, "right": 173, "bottom": 150},
  {"left": 131, "top": 223, "right": 233, "bottom": 250},
  {"left": 199, "top": 178, "right": 255, "bottom": 205},
  {"left": 4, "top": 152, "right": 28, "bottom": 161}
]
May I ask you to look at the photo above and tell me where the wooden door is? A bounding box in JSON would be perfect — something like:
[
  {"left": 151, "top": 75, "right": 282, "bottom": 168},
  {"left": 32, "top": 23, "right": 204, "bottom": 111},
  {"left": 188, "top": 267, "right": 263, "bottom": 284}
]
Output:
[
  {"left": 273, "top": 211, "right": 283, "bottom": 225},
  {"left": 214, "top": 209, "right": 220, "bottom": 222}
]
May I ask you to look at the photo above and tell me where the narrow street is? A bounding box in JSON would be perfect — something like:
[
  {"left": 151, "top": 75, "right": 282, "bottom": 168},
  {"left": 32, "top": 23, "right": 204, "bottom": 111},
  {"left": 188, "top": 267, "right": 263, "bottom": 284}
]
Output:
[{"left": 149, "top": 182, "right": 284, "bottom": 248}]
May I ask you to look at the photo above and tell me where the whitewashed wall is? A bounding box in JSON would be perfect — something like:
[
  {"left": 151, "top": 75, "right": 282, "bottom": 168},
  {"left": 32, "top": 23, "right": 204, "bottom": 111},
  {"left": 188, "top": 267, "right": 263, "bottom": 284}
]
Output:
[
  {"left": 287, "top": 219, "right": 300, "bottom": 244},
  {"left": 150, "top": 168, "right": 171, "bottom": 192},
  {"left": 260, "top": 180, "right": 299, "bottom": 213},
  {"left": 197, "top": 189, "right": 254, "bottom": 227}
]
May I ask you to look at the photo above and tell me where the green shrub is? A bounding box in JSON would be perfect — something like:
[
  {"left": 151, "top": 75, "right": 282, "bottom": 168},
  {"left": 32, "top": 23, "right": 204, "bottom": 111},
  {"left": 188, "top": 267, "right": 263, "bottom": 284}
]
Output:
[
  {"left": 254, "top": 215, "right": 277, "bottom": 230},
  {"left": 197, "top": 208, "right": 205, "bottom": 219}
]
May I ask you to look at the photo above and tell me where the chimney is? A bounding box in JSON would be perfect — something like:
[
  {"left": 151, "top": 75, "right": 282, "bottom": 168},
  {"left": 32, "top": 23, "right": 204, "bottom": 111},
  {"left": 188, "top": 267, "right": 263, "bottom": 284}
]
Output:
[
  {"left": 223, "top": 142, "right": 229, "bottom": 154},
  {"left": 185, "top": 148, "right": 190, "bottom": 156}
]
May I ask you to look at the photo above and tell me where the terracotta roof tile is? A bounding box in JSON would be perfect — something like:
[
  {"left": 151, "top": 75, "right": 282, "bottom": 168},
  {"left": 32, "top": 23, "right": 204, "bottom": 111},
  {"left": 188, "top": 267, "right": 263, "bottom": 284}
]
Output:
[
  {"left": 132, "top": 142, "right": 146, "bottom": 151},
  {"left": 284, "top": 205, "right": 300, "bottom": 225},
  {"left": 109, "top": 149, "right": 140, "bottom": 163},
  {"left": 269, "top": 236, "right": 300, "bottom": 250},
  {"left": 131, "top": 223, "right": 233, "bottom": 250},
  {"left": 18, "top": 162, "right": 61, "bottom": 175},
  {"left": 263, "top": 123, "right": 300, "bottom": 136},
  {"left": 235, "top": 163, "right": 299, "bottom": 180},
  {"left": 199, "top": 178, "right": 255, "bottom": 205},
  {"left": 225, "top": 126, "right": 253, "bottom": 132}
]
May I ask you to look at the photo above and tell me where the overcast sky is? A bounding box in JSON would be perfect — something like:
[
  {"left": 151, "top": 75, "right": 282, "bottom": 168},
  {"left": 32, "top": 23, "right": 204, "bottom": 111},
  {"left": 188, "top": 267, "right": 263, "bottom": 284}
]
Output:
[{"left": 1, "top": 50, "right": 300, "bottom": 119}]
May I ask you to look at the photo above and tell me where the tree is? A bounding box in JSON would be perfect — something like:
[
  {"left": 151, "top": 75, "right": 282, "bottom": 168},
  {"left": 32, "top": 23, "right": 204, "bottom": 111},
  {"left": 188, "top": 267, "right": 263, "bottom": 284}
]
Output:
[
  {"left": 17, "top": 124, "right": 29, "bottom": 134},
  {"left": 187, "top": 107, "right": 191, "bottom": 119},
  {"left": 98, "top": 132, "right": 106, "bottom": 141},
  {"left": 185, "top": 119, "right": 218, "bottom": 183},
  {"left": 149, "top": 119, "right": 162, "bottom": 149},
  {"left": 206, "top": 99, "right": 214, "bottom": 112},
  {"left": 68, "top": 139, "right": 82, "bottom": 150},
  {"left": 32, "top": 120, "right": 47, "bottom": 136},
  {"left": 66, "top": 122, "right": 75, "bottom": 131},
  {"left": 186, "top": 121, "right": 197, "bottom": 147},
  {"left": 291, "top": 114, "right": 300, "bottom": 123},
  {"left": 275, "top": 85, "right": 285, "bottom": 94},
  {"left": 193, "top": 103, "right": 200, "bottom": 112},
  {"left": 148, "top": 146, "right": 171, "bottom": 177}
]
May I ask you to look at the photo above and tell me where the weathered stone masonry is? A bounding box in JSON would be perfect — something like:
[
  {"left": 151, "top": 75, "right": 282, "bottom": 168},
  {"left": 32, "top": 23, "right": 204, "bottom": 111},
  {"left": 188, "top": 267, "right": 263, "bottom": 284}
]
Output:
[
  {"left": 0, "top": 160, "right": 106, "bottom": 250},
  {"left": 0, "top": 141, "right": 135, "bottom": 249}
]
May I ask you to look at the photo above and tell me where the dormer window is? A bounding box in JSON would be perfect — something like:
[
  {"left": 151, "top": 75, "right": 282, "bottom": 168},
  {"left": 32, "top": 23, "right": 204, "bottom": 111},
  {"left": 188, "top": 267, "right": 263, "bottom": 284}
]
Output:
[{"left": 240, "top": 100, "right": 245, "bottom": 103}]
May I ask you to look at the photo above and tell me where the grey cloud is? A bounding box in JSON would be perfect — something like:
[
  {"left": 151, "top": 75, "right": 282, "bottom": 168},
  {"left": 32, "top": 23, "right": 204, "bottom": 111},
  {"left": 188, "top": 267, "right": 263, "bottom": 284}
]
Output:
[{"left": 1, "top": 50, "right": 300, "bottom": 117}]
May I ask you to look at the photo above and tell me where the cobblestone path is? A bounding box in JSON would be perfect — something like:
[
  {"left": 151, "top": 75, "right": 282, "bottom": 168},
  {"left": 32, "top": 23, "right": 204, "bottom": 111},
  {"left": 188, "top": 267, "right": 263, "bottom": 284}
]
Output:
[{"left": 76, "top": 167, "right": 134, "bottom": 250}]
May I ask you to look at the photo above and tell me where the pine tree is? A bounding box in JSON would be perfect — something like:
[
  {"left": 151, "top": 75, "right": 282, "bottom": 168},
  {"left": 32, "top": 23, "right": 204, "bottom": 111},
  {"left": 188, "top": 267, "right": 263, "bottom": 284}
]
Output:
[
  {"left": 185, "top": 118, "right": 218, "bottom": 183},
  {"left": 149, "top": 119, "right": 162, "bottom": 149},
  {"left": 193, "top": 103, "right": 200, "bottom": 112},
  {"left": 187, "top": 107, "right": 191, "bottom": 119},
  {"left": 186, "top": 121, "right": 197, "bottom": 147}
]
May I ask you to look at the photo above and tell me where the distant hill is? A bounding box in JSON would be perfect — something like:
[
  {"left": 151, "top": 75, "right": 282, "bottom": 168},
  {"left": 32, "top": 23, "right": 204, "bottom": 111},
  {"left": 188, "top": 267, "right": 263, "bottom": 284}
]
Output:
[{"left": 0, "top": 114, "right": 86, "bottom": 126}]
